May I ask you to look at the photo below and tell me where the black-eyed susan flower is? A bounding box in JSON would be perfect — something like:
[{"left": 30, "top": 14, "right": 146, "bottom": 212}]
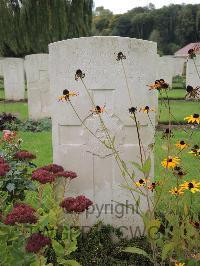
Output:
[
  {"left": 134, "top": 178, "right": 149, "bottom": 187},
  {"left": 188, "top": 48, "right": 196, "bottom": 59},
  {"left": 185, "top": 85, "right": 200, "bottom": 100},
  {"left": 189, "top": 145, "right": 200, "bottom": 157},
  {"left": 175, "top": 263, "right": 185, "bottom": 266},
  {"left": 90, "top": 105, "right": 105, "bottom": 115},
  {"left": 139, "top": 106, "right": 155, "bottom": 114},
  {"left": 58, "top": 89, "right": 79, "bottom": 102},
  {"left": 175, "top": 140, "right": 188, "bottom": 150},
  {"left": 184, "top": 114, "right": 200, "bottom": 124},
  {"left": 161, "top": 156, "right": 180, "bottom": 169},
  {"left": 116, "top": 51, "right": 126, "bottom": 61},
  {"left": 75, "top": 69, "right": 85, "bottom": 81},
  {"left": 147, "top": 182, "right": 159, "bottom": 192},
  {"left": 162, "top": 128, "right": 174, "bottom": 139},
  {"left": 147, "top": 79, "right": 169, "bottom": 90},
  {"left": 190, "top": 220, "right": 200, "bottom": 229},
  {"left": 180, "top": 181, "right": 200, "bottom": 193},
  {"left": 129, "top": 107, "right": 137, "bottom": 114},
  {"left": 169, "top": 187, "right": 184, "bottom": 196},
  {"left": 173, "top": 169, "right": 187, "bottom": 179}
]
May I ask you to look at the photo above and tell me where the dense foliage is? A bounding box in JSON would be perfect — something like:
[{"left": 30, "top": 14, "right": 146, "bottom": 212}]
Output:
[
  {"left": 0, "top": 0, "right": 93, "bottom": 57},
  {"left": 0, "top": 112, "right": 52, "bottom": 132},
  {"left": 93, "top": 4, "right": 200, "bottom": 55}
]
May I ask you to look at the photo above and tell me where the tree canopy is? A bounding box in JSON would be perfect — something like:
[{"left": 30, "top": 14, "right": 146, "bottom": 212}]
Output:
[
  {"left": 0, "top": 0, "right": 93, "bottom": 57},
  {"left": 93, "top": 3, "right": 200, "bottom": 55}
]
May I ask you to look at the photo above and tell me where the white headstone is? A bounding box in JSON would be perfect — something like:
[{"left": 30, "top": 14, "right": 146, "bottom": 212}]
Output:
[
  {"left": 3, "top": 58, "right": 25, "bottom": 100},
  {"left": 173, "top": 56, "right": 186, "bottom": 77},
  {"left": 0, "top": 57, "right": 4, "bottom": 77},
  {"left": 49, "top": 37, "right": 158, "bottom": 234},
  {"left": 25, "top": 54, "right": 51, "bottom": 119},
  {"left": 157, "top": 56, "right": 175, "bottom": 86},
  {"left": 186, "top": 55, "right": 200, "bottom": 88}
]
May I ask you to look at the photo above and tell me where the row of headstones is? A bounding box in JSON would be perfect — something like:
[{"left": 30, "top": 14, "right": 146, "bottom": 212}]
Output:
[
  {"left": 0, "top": 55, "right": 50, "bottom": 120},
  {"left": 0, "top": 50, "right": 192, "bottom": 121}
]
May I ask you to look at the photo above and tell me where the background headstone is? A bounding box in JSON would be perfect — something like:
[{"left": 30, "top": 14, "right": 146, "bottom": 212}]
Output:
[
  {"left": 186, "top": 55, "right": 200, "bottom": 88},
  {"left": 49, "top": 37, "right": 158, "bottom": 233},
  {"left": 3, "top": 58, "right": 25, "bottom": 100},
  {"left": 0, "top": 57, "right": 4, "bottom": 78},
  {"left": 25, "top": 54, "right": 51, "bottom": 119}
]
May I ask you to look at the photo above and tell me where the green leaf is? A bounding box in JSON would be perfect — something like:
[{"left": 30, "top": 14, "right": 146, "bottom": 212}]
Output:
[
  {"left": 120, "top": 184, "right": 145, "bottom": 196},
  {"left": 129, "top": 161, "right": 142, "bottom": 172},
  {"left": 57, "top": 259, "right": 81, "bottom": 266},
  {"left": 161, "top": 242, "right": 176, "bottom": 261},
  {"left": 6, "top": 183, "right": 15, "bottom": 192},
  {"left": 123, "top": 247, "right": 153, "bottom": 262},
  {"left": 141, "top": 157, "right": 151, "bottom": 175},
  {"left": 52, "top": 240, "right": 65, "bottom": 257}
]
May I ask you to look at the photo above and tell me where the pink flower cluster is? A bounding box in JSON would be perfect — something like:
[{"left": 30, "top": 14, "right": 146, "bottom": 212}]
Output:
[
  {"left": 60, "top": 195, "right": 93, "bottom": 213},
  {"left": 0, "top": 156, "right": 10, "bottom": 177},
  {"left": 32, "top": 169, "right": 55, "bottom": 184},
  {"left": 57, "top": 170, "right": 77, "bottom": 179},
  {"left": 32, "top": 164, "right": 77, "bottom": 184},
  {"left": 2, "top": 130, "right": 16, "bottom": 142},
  {"left": 14, "top": 150, "right": 36, "bottom": 161},
  {"left": 4, "top": 203, "right": 37, "bottom": 225},
  {"left": 40, "top": 164, "right": 64, "bottom": 173},
  {"left": 26, "top": 233, "right": 51, "bottom": 253}
]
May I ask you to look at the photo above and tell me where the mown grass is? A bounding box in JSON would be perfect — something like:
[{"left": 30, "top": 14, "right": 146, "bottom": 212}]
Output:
[
  {"left": 158, "top": 100, "right": 200, "bottom": 124},
  {"left": 18, "top": 131, "right": 53, "bottom": 167},
  {"left": 0, "top": 102, "right": 28, "bottom": 120},
  {"left": 159, "top": 89, "right": 185, "bottom": 100}
]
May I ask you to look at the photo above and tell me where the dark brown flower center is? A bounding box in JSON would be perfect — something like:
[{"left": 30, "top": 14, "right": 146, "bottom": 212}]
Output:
[
  {"left": 180, "top": 141, "right": 185, "bottom": 145},
  {"left": 174, "top": 166, "right": 181, "bottom": 171},
  {"left": 178, "top": 171, "right": 185, "bottom": 176},
  {"left": 63, "top": 89, "right": 69, "bottom": 95},
  {"left": 193, "top": 114, "right": 199, "bottom": 118},
  {"left": 129, "top": 107, "right": 137, "bottom": 114},
  {"left": 168, "top": 159, "right": 173, "bottom": 162},
  {"left": 145, "top": 106, "right": 150, "bottom": 110},
  {"left": 139, "top": 179, "right": 144, "bottom": 184},
  {"left": 186, "top": 85, "right": 193, "bottom": 92},
  {"left": 188, "top": 182, "right": 194, "bottom": 189}
]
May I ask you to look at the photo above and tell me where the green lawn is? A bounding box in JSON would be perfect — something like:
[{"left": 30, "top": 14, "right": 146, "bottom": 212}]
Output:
[
  {"left": 19, "top": 131, "right": 53, "bottom": 167},
  {"left": 0, "top": 102, "right": 28, "bottom": 120},
  {"left": 159, "top": 89, "right": 185, "bottom": 100},
  {"left": 158, "top": 100, "right": 200, "bottom": 124}
]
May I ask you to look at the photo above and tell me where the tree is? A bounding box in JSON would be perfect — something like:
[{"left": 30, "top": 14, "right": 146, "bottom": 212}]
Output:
[{"left": 0, "top": 0, "right": 94, "bottom": 56}]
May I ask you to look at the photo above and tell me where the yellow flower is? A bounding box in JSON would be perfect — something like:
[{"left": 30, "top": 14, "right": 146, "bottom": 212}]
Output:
[
  {"left": 139, "top": 106, "right": 155, "bottom": 113},
  {"left": 184, "top": 113, "right": 200, "bottom": 124},
  {"left": 175, "top": 140, "right": 188, "bottom": 150},
  {"left": 134, "top": 178, "right": 149, "bottom": 187},
  {"left": 175, "top": 263, "right": 185, "bottom": 266},
  {"left": 189, "top": 145, "right": 200, "bottom": 157},
  {"left": 169, "top": 187, "right": 184, "bottom": 196},
  {"left": 161, "top": 156, "right": 180, "bottom": 169},
  {"left": 58, "top": 89, "right": 79, "bottom": 101},
  {"left": 180, "top": 180, "right": 200, "bottom": 193}
]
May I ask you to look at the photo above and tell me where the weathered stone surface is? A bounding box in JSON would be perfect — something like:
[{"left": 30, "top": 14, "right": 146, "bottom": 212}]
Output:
[
  {"left": 25, "top": 54, "right": 51, "bottom": 119},
  {"left": 0, "top": 57, "right": 4, "bottom": 77},
  {"left": 157, "top": 56, "right": 186, "bottom": 87},
  {"left": 186, "top": 55, "right": 200, "bottom": 88},
  {"left": 3, "top": 58, "right": 25, "bottom": 100},
  {"left": 49, "top": 37, "right": 158, "bottom": 233}
]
